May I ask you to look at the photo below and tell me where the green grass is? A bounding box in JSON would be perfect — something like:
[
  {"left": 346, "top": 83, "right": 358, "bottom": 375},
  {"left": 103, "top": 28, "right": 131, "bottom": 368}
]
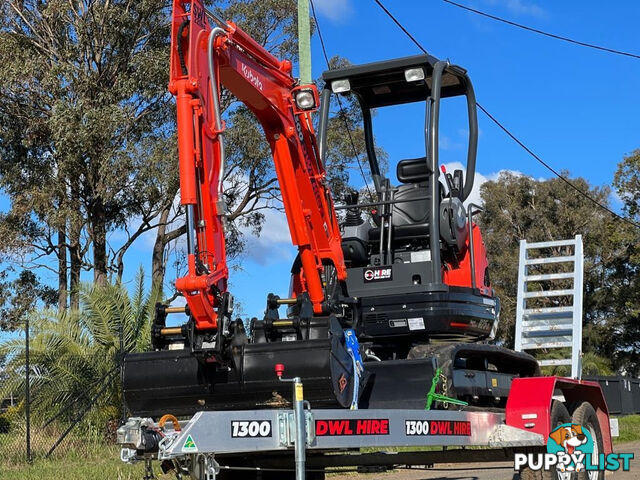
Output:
[
  {"left": 614, "top": 414, "right": 640, "bottom": 445},
  {"left": 0, "top": 422, "right": 109, "bottom": 465},
  {"left": 1, "top": 446, "right": 148, "bottom": 480}
]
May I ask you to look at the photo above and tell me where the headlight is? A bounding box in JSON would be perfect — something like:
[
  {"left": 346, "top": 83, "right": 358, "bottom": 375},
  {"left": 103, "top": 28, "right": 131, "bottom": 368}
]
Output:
[
  {"left": 404, "top": 67, "right": 425, "bottom": 82},
  {"left": 294, "top": 89, "right": 316, "bottom": 110},
  {"left": 331, "top": 79, "right": 351, "bottom": 93}
]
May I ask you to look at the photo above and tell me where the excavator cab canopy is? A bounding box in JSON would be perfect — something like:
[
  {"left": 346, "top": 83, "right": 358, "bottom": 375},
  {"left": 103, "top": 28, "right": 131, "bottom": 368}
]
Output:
[
  {"left": 317, "top": 53, "right": 478, "bottom": 204},
  {"left": 321, "top": 54, "right": 468, "bottom": 108}
]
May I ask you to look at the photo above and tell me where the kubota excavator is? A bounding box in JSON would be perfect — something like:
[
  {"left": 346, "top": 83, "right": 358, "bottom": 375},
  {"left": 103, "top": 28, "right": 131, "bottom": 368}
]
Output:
[{"left": 122, "top": 0, "right": 538, "bottom": 418}]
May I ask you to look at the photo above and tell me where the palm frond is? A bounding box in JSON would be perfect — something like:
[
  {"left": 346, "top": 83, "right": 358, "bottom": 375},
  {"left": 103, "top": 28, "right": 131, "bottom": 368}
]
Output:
[{"left": 0, "top": 275, "right": 154, "bottom": 422}]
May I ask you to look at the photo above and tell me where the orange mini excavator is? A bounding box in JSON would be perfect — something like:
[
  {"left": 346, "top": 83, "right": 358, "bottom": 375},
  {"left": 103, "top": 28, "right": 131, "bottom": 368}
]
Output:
[{"left": 123, "top": 0, "right": 538, "bottom": 417}]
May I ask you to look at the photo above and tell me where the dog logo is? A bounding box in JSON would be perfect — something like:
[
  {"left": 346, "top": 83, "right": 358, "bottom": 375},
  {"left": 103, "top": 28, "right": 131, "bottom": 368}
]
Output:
[
  {"left": 547, "top": 423, "right": 593, "bottom": 473},
  {"left": 515, "top": 421, "right": 633, "bottom": 474}
]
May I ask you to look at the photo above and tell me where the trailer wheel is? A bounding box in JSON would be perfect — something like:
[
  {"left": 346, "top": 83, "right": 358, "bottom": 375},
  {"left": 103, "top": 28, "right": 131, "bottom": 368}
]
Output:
[
  {"left": 518, "top": 400, "right": 572, "bottom": 480},
  {"left": 571, "top": 402, "right": 604, "bottom": 480}
]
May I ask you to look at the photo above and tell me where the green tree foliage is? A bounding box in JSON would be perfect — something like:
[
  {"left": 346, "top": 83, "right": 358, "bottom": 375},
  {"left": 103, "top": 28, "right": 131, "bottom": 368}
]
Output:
[
  {"left": 0, "top": 1, "right": 379, "bottom": 310},
  {"left": 614, "top": 149, "right": 640, "bottom": 219},
  {"left": 0, "top": 269, "right": 57, "bottom": 331},
  {"left": 0, "top": 270, "right": 158, "bottom": 425},
  {"left": 0, "top": 0, "right": 176, "bottom": 305},
  {"left": 479, "top": 172, "right": 640, "bottom": 374},
  {"left": 611, "top": 149, "right": 640, "bottom": 374}
]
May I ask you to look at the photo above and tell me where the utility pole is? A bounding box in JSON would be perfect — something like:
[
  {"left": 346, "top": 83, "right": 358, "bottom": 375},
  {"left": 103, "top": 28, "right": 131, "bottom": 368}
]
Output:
[{"left": 298, "top": 0, "right": 312, "bottom": 84}]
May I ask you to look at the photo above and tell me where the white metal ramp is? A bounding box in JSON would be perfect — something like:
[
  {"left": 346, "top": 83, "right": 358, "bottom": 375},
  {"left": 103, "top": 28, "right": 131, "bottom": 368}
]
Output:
[{"left": 514, "top": 235, "right": 584, "bottom": 379}]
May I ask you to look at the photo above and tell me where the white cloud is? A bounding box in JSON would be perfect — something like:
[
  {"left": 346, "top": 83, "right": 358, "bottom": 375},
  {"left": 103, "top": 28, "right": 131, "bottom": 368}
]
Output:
[
  {"left": 440, "top": 135, "right": 463, "bottom": 151},
  {"left": 483, "top": 0, "right": 546, "bottom": 19},
  {"left": 439, "top": 162, "right": 524, "bottom": 206},
  {"left": 172, "top": 295, "right": 187, "bottom": 307},
  {"left": 313, "top": 0, "right": 353, "bottom": 23},
  {"left": 609, "top": 190, "right": 624, "bottom": 208},
  {"left": 457, "top": 127, "right": 483, "bottom": 138},
  {"left": 239, "top": 208, "right": 295, "bottom": 266},
  {"left": 107, "top": 215, "right": 154, "bottom": 249}
]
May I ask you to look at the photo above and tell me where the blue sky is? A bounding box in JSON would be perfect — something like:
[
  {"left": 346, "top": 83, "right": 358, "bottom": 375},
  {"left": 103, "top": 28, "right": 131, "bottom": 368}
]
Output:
[{"left": 2, "top": 0, "right": 639, "bottom": 323}]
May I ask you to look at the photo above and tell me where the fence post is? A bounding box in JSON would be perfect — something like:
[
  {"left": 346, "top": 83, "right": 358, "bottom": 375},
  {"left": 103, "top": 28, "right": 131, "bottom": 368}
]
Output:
[
  {"left": 25, "top": 315, "right": 31, "bottom": 463},
  {"left": 120, "top": 323, "right": 126, "bottom": 425}
]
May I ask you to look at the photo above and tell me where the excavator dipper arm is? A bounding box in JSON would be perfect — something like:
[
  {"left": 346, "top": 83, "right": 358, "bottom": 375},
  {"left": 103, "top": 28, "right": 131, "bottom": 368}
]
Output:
[{"left": 169, "top": 0, "right": 346, "bottom": 331}]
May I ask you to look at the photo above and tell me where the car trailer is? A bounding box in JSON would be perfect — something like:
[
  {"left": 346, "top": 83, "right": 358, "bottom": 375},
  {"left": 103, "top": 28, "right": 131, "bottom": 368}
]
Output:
[{"left": 117, "top": 368, "right": 612, "bottom": 480}]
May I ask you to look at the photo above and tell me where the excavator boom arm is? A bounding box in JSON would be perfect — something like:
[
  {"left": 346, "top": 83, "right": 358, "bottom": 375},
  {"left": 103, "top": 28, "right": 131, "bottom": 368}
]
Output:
[{"left": 169, "top": 0, "right": 346, "bottom": 329}]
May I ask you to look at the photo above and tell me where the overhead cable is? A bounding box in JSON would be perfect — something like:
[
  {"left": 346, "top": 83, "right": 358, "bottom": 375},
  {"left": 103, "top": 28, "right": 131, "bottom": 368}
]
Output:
[{"left": 442, "top": 0, "right": 640, "bottom": 60}]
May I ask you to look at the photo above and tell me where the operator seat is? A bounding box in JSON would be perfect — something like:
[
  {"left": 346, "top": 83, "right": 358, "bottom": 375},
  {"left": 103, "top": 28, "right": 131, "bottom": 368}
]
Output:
[{"left": 368, "top": 157, "right": 435, "bottom": 245}]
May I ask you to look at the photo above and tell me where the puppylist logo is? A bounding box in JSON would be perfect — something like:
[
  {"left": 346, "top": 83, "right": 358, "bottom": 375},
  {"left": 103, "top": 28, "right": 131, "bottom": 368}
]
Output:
[{"left": 514, "top": 423, "right": 633, "bottom": 476}]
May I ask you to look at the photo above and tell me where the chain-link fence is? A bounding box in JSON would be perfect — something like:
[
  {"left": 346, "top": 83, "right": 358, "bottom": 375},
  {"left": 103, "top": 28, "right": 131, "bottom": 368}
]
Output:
[{"left": 0, "top": 321, "right": 124, "bottom": 465}]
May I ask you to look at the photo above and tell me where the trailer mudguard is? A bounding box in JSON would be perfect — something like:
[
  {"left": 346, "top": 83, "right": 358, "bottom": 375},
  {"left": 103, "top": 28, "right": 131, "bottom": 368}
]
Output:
[{"left": 505, "top": 376, "right": 612, "bottom": 455}]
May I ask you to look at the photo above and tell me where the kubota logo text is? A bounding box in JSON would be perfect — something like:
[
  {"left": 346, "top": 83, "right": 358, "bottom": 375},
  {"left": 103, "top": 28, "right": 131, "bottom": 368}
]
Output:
[{"left": 241, "top": 63, "right": 263, "bottom": 91}]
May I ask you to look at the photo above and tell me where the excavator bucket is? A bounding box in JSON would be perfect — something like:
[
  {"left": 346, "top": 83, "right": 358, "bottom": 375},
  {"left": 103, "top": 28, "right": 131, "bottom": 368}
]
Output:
[
  {"left": 124, "top": 333, "right": 539, "bottom": 416},
  {"left": 123, "top": 318, "right": 365, "bottom": 417}
]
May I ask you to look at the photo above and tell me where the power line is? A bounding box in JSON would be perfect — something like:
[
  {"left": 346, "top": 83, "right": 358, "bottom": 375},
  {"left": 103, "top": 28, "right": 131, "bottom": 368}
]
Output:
[
  {"left": 442, "top": 0, "right": 640, "bottom": 60},
  {"left": 372, "top": 0, "right": 428, "bottom": 55},
  {"left": 475, "top": 103, "right": 640, "bottom": 229},
  {"left": 370, "top": 0, "right": 640, "bottom": 229},
  {"left": 309, "top": 0, "right": 374, "bottom": 199}
]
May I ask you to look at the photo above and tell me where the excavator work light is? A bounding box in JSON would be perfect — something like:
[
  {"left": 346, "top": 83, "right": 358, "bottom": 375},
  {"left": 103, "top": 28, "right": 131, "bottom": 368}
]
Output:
[
  {"left": 404, "top": 67, "right": 425, "bottom": 82},
  {"left": 331, "top": 79, "right": 351, "bottom": 93},
  {"left": 295, "top": 89, "right": 316, "bottom": 110}
]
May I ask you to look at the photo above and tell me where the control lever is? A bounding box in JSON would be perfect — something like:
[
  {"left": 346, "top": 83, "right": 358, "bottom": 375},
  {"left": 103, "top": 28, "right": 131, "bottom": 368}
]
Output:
[
  {"left": 343, "top": 190, "right": 359, "bottom": 208},
  {"left": 440, "top": 165, "right": 458, "bottom": 246},
  {"left": 453, "top": 169, "right": 464, "bottom": 200},
  {"left": 440, "top": 165, "right": 455, "bottom": 197}
]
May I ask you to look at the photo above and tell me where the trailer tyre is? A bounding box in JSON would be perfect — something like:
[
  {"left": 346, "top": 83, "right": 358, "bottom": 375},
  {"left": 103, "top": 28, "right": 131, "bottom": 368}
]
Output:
[
  {"left": 571, "top": 402, "right": 604, "bottom": 480},
  {"left": 518, "top": 400, "right": 571, "bottom": 480}
]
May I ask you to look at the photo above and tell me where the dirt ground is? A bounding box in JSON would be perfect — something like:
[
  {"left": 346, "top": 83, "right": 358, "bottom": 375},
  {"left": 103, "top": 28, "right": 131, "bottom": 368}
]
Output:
[{"left": 328, "top": 442, "right": 640, "bottom": 480}]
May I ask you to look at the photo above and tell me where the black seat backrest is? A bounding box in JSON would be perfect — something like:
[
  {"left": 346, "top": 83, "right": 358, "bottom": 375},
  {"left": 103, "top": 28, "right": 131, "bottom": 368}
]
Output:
[
  {"left": 397, "top": 157, "right": 431, "bottom": 184},
  {"left": 367, "top": 157, "right": 434, "bottom": 246},
  {"left": 392, "top": 183, "right": 430, "bottom": 227}
]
